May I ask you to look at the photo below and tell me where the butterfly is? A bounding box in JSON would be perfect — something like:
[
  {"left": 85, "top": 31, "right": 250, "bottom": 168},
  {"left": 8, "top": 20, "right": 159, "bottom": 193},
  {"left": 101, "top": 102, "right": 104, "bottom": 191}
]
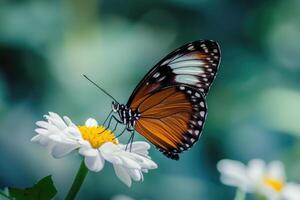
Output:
[{"left": 84, "top": 40, "right": 220, "bottom": 160}]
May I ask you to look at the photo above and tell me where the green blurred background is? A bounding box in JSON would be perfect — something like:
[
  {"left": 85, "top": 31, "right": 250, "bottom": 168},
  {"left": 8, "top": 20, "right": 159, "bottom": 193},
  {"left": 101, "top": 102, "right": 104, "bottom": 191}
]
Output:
[{"left": 1, "top": 0, "right": 300, "bottom": 199}]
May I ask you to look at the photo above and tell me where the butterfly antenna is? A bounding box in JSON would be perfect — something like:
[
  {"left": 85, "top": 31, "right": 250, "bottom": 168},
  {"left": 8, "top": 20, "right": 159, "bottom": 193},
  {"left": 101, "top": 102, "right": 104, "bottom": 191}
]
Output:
[{"left": 82, "top": 74, "right": 118, "bottom": 103}]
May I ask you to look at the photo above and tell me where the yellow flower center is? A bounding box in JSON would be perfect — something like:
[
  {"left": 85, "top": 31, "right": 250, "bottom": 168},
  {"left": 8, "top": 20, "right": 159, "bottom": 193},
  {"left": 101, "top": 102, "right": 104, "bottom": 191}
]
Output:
[
  {"left": 78, "top": 125, "right": 118, "bottom": 148},
  {"left": 263, "top": 177, "right": 284, "bottom": 192}
]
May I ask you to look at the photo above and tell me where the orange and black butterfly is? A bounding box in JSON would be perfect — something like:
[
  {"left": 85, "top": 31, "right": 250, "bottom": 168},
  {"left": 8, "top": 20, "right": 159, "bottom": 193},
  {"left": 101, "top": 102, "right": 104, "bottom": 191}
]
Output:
[{"left": 84, "top": 40, "right": 220, "bottom": 160}]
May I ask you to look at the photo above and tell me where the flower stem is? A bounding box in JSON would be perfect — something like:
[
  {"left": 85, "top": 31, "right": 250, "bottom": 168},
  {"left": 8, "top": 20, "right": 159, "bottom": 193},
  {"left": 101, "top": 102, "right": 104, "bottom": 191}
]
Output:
[
  {"left": 65, "top": 160, "right": 88, "bottom": 200},
  {"left": 234, "top": 189, "right": 246, "bottom": 200},
  {"left": 255, "top": 194, "right": 267, "bottom": 200}
]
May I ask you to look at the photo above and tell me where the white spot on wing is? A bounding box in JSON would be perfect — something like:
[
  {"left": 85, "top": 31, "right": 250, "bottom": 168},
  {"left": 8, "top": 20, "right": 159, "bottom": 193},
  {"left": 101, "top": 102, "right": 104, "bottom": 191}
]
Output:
[
  {"left": 169, "top": 60, "right": 204, "bottom": 69},
  {"left": 200, "top": 111, "right": 205, "bottom": 117},
  {"left": 161, "top": 58, "right": 171, "bottom": 66},
  {"left": 173, "top": 66, "right": 204, "bottom": 75},
  {"left": 200, "top": 101, "right": 205, "bottom": 107},
  {"left": 188, "top": 45, "right": 194, "bottom": 50},
  {"left": 175, "top": 75, "right": 199, "bottom": 85},
  {"left": 158, "top": 76, "right": 165, "bottom": 82},
  {"left": 198, "top": 121, "right": 202, "bottom": 126},
  {"left": 153, "top": 72, "right": 160, "bottom": 78}
]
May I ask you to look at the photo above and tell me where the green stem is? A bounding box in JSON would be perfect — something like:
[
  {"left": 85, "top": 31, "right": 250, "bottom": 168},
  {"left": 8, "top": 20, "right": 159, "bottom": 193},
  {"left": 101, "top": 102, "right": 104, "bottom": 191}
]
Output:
[
  {"left": 65, "top": 160, "right": 88, "bottom": 200},
  {"left": 234, "top": 189, "right": 246, "bottom": 200},
  {"left": 255, "top": 193, "right": 267, "bottom": 200}
]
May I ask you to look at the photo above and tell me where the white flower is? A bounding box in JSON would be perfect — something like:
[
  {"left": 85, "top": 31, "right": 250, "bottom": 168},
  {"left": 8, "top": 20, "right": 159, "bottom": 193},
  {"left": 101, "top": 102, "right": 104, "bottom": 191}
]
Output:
[
  {"left": 0, "top": 188, "right": 10, "bottom": 200},
  {"left": 112, "top": 195, "right": 135, "bottom": 200},
  {"left": 217, "top": 159, "right": 300, "bottom": 200},
  {"left": 31, "top": 112, "right": 157, "bottom": 187}
]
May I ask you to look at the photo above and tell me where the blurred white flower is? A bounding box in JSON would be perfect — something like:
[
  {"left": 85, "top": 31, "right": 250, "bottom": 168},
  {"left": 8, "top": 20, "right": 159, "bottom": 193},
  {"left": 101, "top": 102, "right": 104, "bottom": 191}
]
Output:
[
  {"left": 31, "top": 112, "right": 157, "bottom": 187},
  {"left": 217, "top": 159, "right": 300, "bottom": 200},
  {"left": 0, "top": 188, "right": 10, "bottom": 200},
  {"left": 112, "top": 194, "right": 135, "bottom": 200}
]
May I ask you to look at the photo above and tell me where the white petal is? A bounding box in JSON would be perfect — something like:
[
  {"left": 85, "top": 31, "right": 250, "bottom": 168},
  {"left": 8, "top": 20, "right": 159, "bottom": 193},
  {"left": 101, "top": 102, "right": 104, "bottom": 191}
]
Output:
[
  {"left": 101, "top": 142, "right": 119, "bottom": 153},
  {"left": 247, "top": 159, "right": 266, "bottom": 185},
  {"left": 39, "top": 135, "right": 51, "bottom": 146},
  {"left": 140, "top": 158, "right": 158, "bottom": 169},
  {"left": 128, "top": 168, "right": 142, "bottom": 181},
  {"left": 63, "top": 116, "right": 76, "bottom": 127},
  {"left": 48, "top": 112, "right": 67, "bottom": 130},
  {"left": 85, "top": 118, "right": 98, "bottom": 127},
  {"left": 119, "top": 155, "right": 141, "bottom": 169},
  {"left": 48, "top": 112, "right": 60, "bottom": 118},
  {"left": 267, "top": 161, "right": 285, "bottom": 181},
  {"left": 101, "top": 143, "right": 142, "bottom": 169},
  {"left": 66, "top": 127, "right": 81, "bottom": 138},
  {"left": 79, "top": 146, "right": 98, "bottom": 157},
  {"left": 49, "top": 112, "right": 65, "bottom": 124},
  {"left": 100, "top": 142, "right": 123, "bottom": 164},
  {"left": 84, "top": 152, "right": 105, "bottom": 172},
  {"left": 113, "top": 165, "right": 132, "bottom": 187},
  {"left": 123, "top": 153, "right": 157, "bottom": 169},
  {"left": 130, "top": 141, "right": 150, "bottom": 151},
  {"left": 282, "top": 183, "right": 300, "bottom": 200},
  {"left": 35, "top": 128, "right": 48, "bottom": 135},
  {"left": 36, "top": 121, "right": 50, "bottom": 129},
  {"left": 217, "top": 159, "right": 249, "bottom": 191},
  {"left": 47, "top": 124, "right": 60, "bottom": 133},
  {"left": 103, "top": 154, "right": 123, "bottom": 165},
  {"left": 31, "top": 135, "right": 41, "bottom": 142},
  {"left": 129, "top": 141, "right": 151, "bottom": 156},
  {"left": 112, "top": 195, "right": 135, "bottom": 200},
  {"left": 51, "top": 142, "right": 79, "bottom": 158},
  {"left": 48, "top": 134, "right": 64, "bottom": 142}
]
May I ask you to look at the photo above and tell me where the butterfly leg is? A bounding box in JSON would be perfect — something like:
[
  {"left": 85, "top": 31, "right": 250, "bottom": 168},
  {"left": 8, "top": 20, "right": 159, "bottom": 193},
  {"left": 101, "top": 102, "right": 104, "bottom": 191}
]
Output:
[
  {"left": 125, "top": 129, "right": 135, "bottom": 152},
  {"left": 116, "top": 127, "right": 127, "bottom": 138},
  {"left": 107, "top": 115, "right": 122, "bottom": 129},
  {"left": 102, "top": 110, "right": 113, "bottom": 126},
  {"left": 111, "top": 120, "right": 119, "bottom": 133},
  {"left": 129, "top": 130, "right": 135, "bottom": 152},
  {"left": 99, "top": 115, "right": 122, "bottom": 134}
]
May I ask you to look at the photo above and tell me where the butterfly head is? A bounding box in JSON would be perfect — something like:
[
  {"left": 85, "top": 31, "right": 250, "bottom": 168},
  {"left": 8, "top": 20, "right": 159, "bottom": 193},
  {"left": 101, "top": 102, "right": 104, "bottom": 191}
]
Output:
[{"left": 112, "top": 101, "right": 120, "bottom": 112}]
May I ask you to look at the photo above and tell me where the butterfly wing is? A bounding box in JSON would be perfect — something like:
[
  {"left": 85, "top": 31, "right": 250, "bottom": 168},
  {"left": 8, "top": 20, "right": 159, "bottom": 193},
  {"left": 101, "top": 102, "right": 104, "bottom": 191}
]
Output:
[
  {"left": 127, "top": 40, "right": 220, "bottom": 110},
  {"left": 134, "top": 84, "right": 207, "bottom": 160},
  {"left": 127, "top": 40, "right": 220, "bottom": 159}
]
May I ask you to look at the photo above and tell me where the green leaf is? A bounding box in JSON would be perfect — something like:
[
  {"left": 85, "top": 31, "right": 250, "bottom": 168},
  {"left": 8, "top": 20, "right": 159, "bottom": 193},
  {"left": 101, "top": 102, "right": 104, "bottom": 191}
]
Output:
[{"left": 9, "top": 175, "right": 57, "bottom": 200}]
